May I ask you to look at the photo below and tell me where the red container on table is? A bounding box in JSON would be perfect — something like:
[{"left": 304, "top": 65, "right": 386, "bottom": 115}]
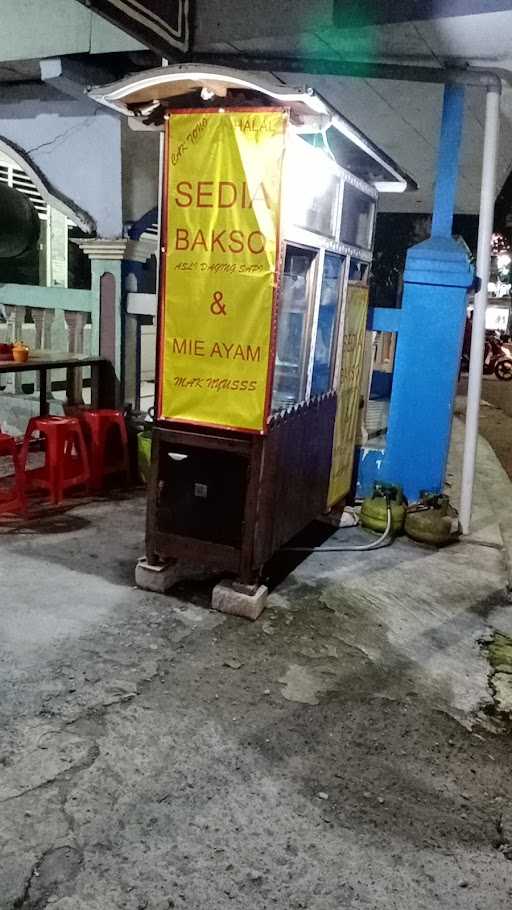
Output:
[{"left": 0, "top": 344, "right": 13, "bottom": 361}]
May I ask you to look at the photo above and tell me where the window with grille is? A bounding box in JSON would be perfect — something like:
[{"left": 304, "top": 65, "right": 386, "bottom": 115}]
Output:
[
  {"left": 0, "top": 151, "right": 89, "bottom": 289},
  {"left": 0, "top": 158, "right": 48, "bottom": 220}
]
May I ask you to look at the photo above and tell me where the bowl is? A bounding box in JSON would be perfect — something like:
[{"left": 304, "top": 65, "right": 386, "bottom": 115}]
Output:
[{"left": 12, "top": 346, "right": 29, "bottom": 363}]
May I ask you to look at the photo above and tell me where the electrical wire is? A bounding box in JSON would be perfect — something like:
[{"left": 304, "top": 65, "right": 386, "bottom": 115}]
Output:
[{"left": 281, "top": 503, "right": 393, "bottom": 553}]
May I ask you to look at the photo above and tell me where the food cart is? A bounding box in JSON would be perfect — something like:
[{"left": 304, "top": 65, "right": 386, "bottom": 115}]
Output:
[{"left": 91, "top": 66, "right": 413, "bottom": 613}]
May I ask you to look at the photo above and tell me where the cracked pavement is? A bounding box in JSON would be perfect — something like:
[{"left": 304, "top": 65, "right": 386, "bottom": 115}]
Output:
[{"left": 1, "top": 492, "right": 512, "bottom": 909}]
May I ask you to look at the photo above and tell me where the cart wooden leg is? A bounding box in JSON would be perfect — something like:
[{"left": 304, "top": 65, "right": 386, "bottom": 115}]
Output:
[
  {"left": 238, "top": 439, "right": 263, "bottom": 586},
  {"left": 137, "top": 432, "right": 175, "bottom": 590},
  {"left": 144, "top": 428, "right": 161, "bottom": 565}
]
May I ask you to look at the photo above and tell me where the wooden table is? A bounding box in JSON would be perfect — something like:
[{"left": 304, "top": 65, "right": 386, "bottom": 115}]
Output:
[{"left": 0, "top": 353, "right": 116, "bottom": 416}]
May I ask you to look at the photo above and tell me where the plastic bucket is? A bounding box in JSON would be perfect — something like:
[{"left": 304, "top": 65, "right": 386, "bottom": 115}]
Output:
[{"left": 137, "top": 431, "right": 152, "bottom": 484}]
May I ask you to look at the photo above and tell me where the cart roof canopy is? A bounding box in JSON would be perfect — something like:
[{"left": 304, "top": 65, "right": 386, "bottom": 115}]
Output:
[{"left": 89, "top": 64, "right": 416, "bottom": 194}]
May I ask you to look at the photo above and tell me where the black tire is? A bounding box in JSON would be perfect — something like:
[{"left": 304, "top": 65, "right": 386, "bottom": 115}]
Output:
[{"left": 495, "top": 358, "right": 512, "bottom": 381}]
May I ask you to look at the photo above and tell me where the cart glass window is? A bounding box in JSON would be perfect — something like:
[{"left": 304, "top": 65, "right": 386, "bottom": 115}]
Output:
[
  {"left": 349, "top": 259, "right": 369, "bottom": 284},
  {"left": 272, "top": 245, "right": 318, "bottom": 411},
  {"left": 311, "top": 253, "right": 345, "bottom": 396},
  {"left": 285, "top": 141, "right": 340, "bottom": 239},
  {"left": 340, "top": 184, "right": 375, "bottom": 250}
]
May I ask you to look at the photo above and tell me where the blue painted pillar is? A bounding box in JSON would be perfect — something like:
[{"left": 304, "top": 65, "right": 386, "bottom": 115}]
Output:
[
  {"left": 381, "top": 85, "right": 474, "bottom": 501},
  {"left": 431, "top": 84, "right": 465, "bottom": 237}
]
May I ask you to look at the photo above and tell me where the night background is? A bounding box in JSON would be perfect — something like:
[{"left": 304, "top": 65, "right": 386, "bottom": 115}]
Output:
[{"left": 370, "top": 172, "right": 512, "bottom": 309}]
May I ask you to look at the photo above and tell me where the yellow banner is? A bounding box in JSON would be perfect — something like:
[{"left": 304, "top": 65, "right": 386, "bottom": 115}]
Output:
[
  {"left": 328, "top": 284, "right": 369, "bottom": 507},
  {"left": 159, "top": 110, "right": 287, "bottom": 431}
]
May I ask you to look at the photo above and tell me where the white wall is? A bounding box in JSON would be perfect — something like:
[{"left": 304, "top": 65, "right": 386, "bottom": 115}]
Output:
[
  {"left": 121, "top": 122, "right": 160, "bottom": 224},
  {"left": 0, "top": 0, "right": 142, "bottom": 63},
  {"left": 0, "top": 91, "right": 123, "bottom": 238}
]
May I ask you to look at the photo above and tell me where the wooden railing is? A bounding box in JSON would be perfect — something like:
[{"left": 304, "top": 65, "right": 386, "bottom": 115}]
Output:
[{"left": 0, "top": 283, "right": 97, "bottom": 400}]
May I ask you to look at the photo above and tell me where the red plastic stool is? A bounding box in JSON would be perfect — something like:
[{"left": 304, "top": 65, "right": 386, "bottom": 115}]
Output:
[
  {"left": 0, "top": 432, "right": 26, "bottom": 515},
  {"left": 76, "top": 410, "right": 129, "bottom": 492},
  {"left": 19, "top": 416, "right": 90, "bottom": 505}
]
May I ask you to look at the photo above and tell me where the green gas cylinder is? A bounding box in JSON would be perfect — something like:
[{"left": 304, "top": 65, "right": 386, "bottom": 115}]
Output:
[
  {"left": 405, "top": 493, "right": 460, "bottom": 546},
  {"left": 360, "top": 483, "right": 406, "bottom": 535}
]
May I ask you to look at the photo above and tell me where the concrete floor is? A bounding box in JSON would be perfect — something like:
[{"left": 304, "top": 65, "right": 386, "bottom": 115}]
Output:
[
  {"left": 1, "top": 421, "right": 512, "bottom": 909},
  {"left": 457, "top": 375, "right": 512, "bottom": 484}
]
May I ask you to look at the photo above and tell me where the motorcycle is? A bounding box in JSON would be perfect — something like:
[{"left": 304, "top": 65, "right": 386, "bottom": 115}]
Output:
[
  {"left": 461, "top": 329, "right": 512, "bottom": 381},
  {"left": 483, "top": 330, "right": 512, "bottom": 381}
]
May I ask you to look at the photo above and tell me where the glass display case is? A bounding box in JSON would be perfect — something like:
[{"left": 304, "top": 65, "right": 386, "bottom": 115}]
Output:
[
  {"left": 284, "top": 139, "right": 340, "bottom": 240},
  {"left": 272, "top": 245, "right": 318, "bottom": 411},
  {"left": 270, "top": 136, "right": 376, "bottom": 419},
  {"left": 311, "top": 253, "right": 345, "bottom": 397},
  {"left": 340, "top": 183, "right": 375, "bottom": 250},
  {"left": 272, "top": 162, "right": 375, "bottom": 414}
]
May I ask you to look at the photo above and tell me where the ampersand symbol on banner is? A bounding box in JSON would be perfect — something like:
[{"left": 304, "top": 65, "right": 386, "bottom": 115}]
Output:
[{"left": 210, "top": 291, "right": 227, "bottom": 315}]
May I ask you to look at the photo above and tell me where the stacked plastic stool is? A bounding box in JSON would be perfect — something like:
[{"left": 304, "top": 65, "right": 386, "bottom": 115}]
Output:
[
  {"left": 19, "top": 416, "right": 90, "bottom": 505},
  {"left": 0, "top": 431, "right": 26, "bottom": 515},
  {"left": 75, "top": 410, "right": 129, "bottom": 492}
]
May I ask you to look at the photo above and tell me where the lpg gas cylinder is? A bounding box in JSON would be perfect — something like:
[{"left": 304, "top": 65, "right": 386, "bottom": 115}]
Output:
[
  {"left": 405, "top": 493, "right": 460, "bottom": 546},
  {"left": 360, "top": 483, "right": 406, "bottom": 535}
]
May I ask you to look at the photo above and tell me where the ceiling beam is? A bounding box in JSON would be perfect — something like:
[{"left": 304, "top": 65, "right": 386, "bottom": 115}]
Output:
[
  {"left": 40, "top": 57, "right": 116, "bottom": 102},
  {"left": 187, "top": 52, "right": 502, "bottom": 89}
]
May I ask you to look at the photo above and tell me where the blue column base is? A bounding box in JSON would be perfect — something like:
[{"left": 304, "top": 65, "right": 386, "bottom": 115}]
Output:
[
  {"left": 355, "top": 446, "right": 386, "bottom": 499},
  {"left": 378, "top": 236, "right": 473, "bottom": 502}
]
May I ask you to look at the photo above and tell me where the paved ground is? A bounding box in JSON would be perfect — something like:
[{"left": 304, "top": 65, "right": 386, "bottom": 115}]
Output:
[
  {"left": 479, "top": 376, "right": 512, "bottom": 420},
  {"left": 457, "top": 375, "right": 512, "bottom": 480},
  {"left": 2, "top": 422, "right": 512, "bottom": 910}
]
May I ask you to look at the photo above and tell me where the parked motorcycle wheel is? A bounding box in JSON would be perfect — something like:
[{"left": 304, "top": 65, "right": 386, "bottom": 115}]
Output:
[{"left": 495, "top": 358, "right": 512, "bottom": 381}]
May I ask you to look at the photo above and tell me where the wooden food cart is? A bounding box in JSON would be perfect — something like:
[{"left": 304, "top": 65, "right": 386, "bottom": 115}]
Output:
[{"left": 91, "top": 66, "right": 413, "bottom": 614}]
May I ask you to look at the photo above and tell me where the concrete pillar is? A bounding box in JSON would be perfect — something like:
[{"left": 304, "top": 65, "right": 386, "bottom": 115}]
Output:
[
  {"left": 122, "top": 239, "right": 156, "bottom": 408},
  {"left": 74, "top": 237, "right": 155, "bottom": 407}
]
